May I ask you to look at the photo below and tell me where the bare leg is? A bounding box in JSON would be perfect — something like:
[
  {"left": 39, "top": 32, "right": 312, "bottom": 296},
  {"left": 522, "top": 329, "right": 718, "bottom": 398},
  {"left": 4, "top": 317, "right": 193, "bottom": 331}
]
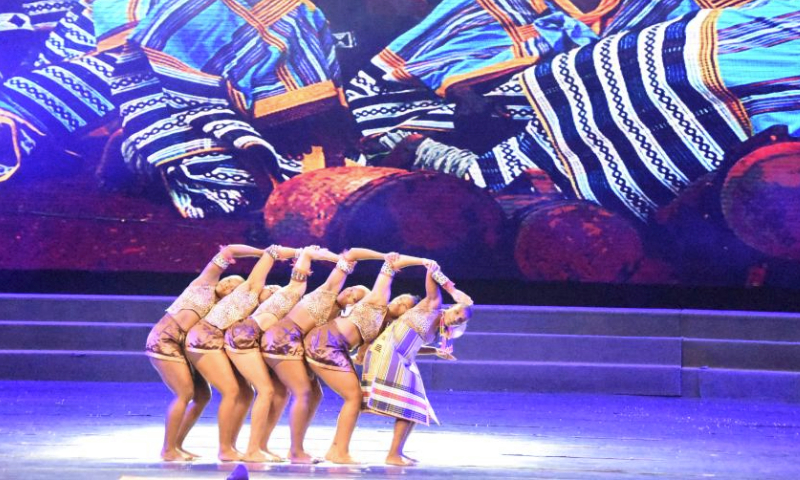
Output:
[
  {"left": 149, "top": 358, "right": 196, "bottom": 461},
  {"left": 309, "top": 364, "right": 363, "bottom": 464},
  {"left": 231, "top": 368, "right": 255, "bottom": 451},
  {"left": 263, "top": 369, "right": 290, "bottom": 454},
  {"left": 227, "top": 350, "right": 281, "bottom": 462},
  {"left": 267, "top": 358, "right": 321, "bottom": 463},
  {"left": 176, "top": 367, "right": 212, "bottom": 459},
  {"left": 187, "top": 350, "right": 244, "bottom": 461},
  {"left": 308, "top": 376, "right": 323, "bottom": 425},
  {"left": 386, "top": 419, "right": 416, "bottom": 466}
]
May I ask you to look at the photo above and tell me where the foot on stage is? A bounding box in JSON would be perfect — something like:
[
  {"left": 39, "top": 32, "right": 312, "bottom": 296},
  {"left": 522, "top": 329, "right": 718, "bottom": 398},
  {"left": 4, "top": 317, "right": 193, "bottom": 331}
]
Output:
[
  {"left": 289, "top": 450, "right": 323, "bottom": 464},
  {"left": 218, "top": 448, "right": 245, "bottom": 462},
  {"left": 177, "top": 447, "right": 200, "bottom": 460},
  {"left": 386, "top": 454, "right": 417, "bottom": 466},
  {"left": 243, "top": 449, "right": 283, "bottom": 463},
  {"left": 161, "top": 448, "right": 193, "bottom": 462},
  {"left": 325, "top": 450, "right": 361, "bottom": 465}
]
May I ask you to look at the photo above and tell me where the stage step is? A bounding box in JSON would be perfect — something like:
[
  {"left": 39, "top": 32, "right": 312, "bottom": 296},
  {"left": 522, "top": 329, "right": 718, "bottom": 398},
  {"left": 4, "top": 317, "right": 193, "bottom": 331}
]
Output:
[
  {"left": 0, "top": 294, "right": 799, "bottom": 401},
  {"left": 0, "top": 350, "right": 682, "bottom": 396}
]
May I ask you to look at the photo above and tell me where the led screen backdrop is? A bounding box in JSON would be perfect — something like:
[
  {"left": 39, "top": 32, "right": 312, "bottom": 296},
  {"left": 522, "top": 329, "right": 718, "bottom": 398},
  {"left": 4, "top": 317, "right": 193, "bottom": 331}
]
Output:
[{"left": 0, "top": 0, "right": 798, "bottom": 291}]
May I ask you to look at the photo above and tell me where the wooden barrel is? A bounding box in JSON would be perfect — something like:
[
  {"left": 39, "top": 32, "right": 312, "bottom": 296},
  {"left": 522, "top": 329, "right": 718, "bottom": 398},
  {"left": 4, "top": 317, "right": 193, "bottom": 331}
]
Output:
[
  {"left": 497, "top": 195, "right": 646, "bottom": 283},
  {"left": 264, "top": 167, "right": 505, "bottom": 277},
  {"left": 722, "top": 140, "right": 800, "bottom": 261}
]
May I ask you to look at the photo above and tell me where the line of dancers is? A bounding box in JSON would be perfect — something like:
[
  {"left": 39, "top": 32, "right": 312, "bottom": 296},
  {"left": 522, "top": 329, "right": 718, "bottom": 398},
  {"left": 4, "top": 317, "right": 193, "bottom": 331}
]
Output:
[{"left": 144, "top": 244, "right": 473, "bottom": 465}]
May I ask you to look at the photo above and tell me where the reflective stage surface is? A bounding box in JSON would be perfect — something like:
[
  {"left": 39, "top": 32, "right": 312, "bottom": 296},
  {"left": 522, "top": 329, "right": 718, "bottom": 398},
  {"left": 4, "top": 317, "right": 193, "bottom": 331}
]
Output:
[{"left": 0, "top": 381, "right": 798, "bottom": 479}]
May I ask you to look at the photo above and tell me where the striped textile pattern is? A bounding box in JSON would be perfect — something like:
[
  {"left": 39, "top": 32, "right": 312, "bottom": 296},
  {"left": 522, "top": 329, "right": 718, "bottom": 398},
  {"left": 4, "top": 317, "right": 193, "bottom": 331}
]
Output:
[
  {"left": 715, "top": 2, "right": 800, "bottom": 137},
  {"left": 475, "top": 9, "right": 759, "bottom": 222},
  {"left": 129, "top": 0, "right": 342, "bottom": 125},
  {"left": 22, "top": 0, "right": 76, "bottom": 31},
  {"left": 345, "top": 0, "right": 710, "bottom": 148},
  {"left": 361, "top": 319, "right": 439, "bottom": 426}
]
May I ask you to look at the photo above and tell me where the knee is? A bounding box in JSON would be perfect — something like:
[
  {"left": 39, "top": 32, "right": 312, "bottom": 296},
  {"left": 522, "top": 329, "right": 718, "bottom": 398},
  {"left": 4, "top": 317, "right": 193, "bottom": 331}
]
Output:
[
  {"left": 293, "top": 387, "right": 312, "bottom": 406},
  {"left": 176, "top": 388, "right": 195, "bottom": 405},
  {"left": 219, "top": 382, "right": 241, "bottom": 399},
  {"left": 254, "top": 383, "right": 275, "bottom": 402},
  {"left": 343, "top": 389, "right": 362, "bottom": 405}
]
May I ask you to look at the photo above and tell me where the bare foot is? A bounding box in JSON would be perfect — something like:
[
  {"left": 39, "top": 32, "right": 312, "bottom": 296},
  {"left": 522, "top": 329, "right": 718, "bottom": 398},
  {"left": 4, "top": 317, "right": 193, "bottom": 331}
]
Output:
[
  {"left": 161, "top": 448, "right": 190, "bottom": 462},
  {"left": 244, "top": 449, "right": 283, "bottom": 463},
  {"left": 178, "top": 447, "right": 200, "bottom": 459},
  {"left": 325, "top": 450, "right": 361, "bottom": 465},
  {"left": 386, "top": 454, "right": 416, "bottom": 466},
  {"left": 289, "top": 451, "right": 323, "bottom": 464},
  {"left": 218, "top": 448, "right": 244, "bottom": 462},
  {"left": 402, "top": 454, "right": 419, "bottom": 464}
]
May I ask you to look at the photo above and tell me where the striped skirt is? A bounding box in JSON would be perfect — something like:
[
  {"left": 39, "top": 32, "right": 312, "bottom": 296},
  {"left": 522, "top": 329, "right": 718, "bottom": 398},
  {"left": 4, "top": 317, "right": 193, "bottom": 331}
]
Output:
[
  {"left": 472, "top": 2, "right": 800, "bottom": 222},
  {"left": 361, "top": 320, "right": 438, "bottom": 426}
]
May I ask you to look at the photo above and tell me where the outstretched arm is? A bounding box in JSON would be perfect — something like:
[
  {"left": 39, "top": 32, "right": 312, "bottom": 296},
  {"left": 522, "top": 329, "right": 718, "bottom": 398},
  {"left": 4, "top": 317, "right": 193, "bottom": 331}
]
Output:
[{"left": 194, "top": 244, "right": 264, "bottom": 286}]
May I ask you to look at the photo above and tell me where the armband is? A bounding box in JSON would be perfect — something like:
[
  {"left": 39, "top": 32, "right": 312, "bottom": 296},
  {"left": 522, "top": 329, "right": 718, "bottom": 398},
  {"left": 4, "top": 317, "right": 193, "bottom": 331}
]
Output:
[
  {"left": 336, "top": 257, "right": 356, "bottom": 274},
  {"left": 432, "top": 270, "right": 451, "bottom": 287},
  {"left": 212, "top": 253, "right": 231, "bottom": 269},
  {"left": 291, "top": 268, "right": 310, "bottom": 282},
  {"left": 380, "top": 261, "right": 397, "bottom": 278},
  {"left": 266, "top": 245, "right": 281, "bottom": 260}
]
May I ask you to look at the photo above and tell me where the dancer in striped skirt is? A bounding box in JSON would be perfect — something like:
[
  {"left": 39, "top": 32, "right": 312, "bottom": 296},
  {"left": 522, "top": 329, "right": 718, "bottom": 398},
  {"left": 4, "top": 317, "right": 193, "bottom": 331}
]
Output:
[
  {"left": 304, "top": 252, "right": 431, "bottom": 464},
  {"left": 360, "top": 261, "right": 472, "bottom": 466}
]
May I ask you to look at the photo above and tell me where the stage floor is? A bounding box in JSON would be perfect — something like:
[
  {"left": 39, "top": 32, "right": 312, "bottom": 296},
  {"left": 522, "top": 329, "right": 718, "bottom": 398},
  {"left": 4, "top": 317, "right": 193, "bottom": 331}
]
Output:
[{"left": 0, "top": 382, "right": 798, "bottom": 480}]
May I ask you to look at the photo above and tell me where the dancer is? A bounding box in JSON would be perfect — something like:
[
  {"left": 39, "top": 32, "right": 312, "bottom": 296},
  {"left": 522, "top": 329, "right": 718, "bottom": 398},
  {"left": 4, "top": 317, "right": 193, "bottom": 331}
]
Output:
[
  {"left": 144, "top": 243, "right": 264, "bottom": 461},
  {"left": 361, "top": 262, "right": 473, "bottom": 466},
  {"left": 304, "top": 252, "right": 428, "bottom": 464},
  {"left": 261, "top": 247, "right": 390, "bottom": 463},
  {"left": 224, "top": 246, "right": 334, "bottom": 462},
  {"left": 184, "top": 245, "right": 300, "bottom": 461}
]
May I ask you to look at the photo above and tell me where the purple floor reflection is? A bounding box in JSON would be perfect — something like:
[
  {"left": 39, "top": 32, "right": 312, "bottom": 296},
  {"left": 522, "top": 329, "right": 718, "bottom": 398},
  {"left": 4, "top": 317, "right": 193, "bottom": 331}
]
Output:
[{"left": 0, "top": 381, "right": 798, "bottom": 479}]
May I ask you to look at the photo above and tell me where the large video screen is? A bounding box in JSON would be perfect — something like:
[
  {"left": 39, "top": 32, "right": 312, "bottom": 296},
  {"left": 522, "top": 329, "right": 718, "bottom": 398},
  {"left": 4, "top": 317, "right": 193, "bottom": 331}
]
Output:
[{"left": 1, "top": 0, "right": 798, "bottom": 293}]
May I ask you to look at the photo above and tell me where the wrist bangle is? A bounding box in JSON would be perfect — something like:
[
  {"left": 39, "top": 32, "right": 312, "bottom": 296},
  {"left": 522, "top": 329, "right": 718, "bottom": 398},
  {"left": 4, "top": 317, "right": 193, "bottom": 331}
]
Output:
[
  {"left": 293, "top": 248, "right": 302, "bottom": 260},
  {"left": 212, "top": 253, "right": 231, "bottom": 269},
  {"left": 432, "top": 270, "right": 451, "bottom": 287},
  {"left": 266, "top": 245, "right": 281, "bottom": 260},
  {"left": 291, "top": 268, "right": 310, "bottom": 282},
  {"left": 336, "top": 257, "right": 356, "bottom": 274},
  {"left": 380, "top": 261, "right": 397, "bottom": 278}
]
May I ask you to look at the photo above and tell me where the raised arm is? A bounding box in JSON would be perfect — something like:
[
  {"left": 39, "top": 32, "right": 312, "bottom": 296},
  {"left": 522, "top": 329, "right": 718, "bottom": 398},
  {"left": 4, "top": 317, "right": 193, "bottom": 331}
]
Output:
[
  {"left": 361, "top": 252, "right": 401, "bottom": 305},
  {"left": 193, "top": 244, "right": 264, "bottom": 286},
  {"left": 391, "top": 254, "right": 431, "bottom": 270},
  {"left": 246, "top": 245, "right": 301, "bottom": 292},
  {"left": 431, "top": 267, "right": 473, "bottom": 306},
  {"left": 318, "top": 247, "right": 387, "bottom": 292},
  {"left": 422, "top": 262, "right": 444, "bottom": 308},
  {"left": 341, "top": 248, "right": 386, "bottom": 262}
]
